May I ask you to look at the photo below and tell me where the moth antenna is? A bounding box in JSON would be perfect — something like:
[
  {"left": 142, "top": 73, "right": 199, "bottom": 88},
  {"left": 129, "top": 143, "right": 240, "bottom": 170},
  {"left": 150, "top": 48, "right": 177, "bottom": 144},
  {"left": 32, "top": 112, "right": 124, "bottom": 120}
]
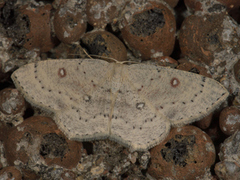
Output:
[
  {"left": 71, "top": 49, "right": 139, "bottom": 65},
  {"left": 82, "top": 49, "right": 93, "bottom": 59}
]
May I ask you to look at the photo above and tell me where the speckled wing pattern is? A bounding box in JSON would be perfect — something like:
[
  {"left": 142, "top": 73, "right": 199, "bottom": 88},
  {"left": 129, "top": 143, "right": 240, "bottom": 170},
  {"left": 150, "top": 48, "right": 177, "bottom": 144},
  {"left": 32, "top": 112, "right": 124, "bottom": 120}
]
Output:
[{"left": 11, "top": 59, "right": 229, "bottom": 151}]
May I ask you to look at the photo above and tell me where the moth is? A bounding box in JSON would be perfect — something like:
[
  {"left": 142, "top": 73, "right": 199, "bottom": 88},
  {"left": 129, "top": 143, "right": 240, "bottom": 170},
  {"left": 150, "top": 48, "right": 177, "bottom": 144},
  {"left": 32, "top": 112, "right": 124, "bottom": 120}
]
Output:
[{"left": 11, "top": 59, "right": 229, "bottom": 151}]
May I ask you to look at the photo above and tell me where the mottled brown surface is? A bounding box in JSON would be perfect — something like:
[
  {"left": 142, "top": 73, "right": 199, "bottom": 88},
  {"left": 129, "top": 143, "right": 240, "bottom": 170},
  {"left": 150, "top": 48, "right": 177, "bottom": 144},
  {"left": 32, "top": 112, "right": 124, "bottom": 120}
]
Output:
[
  {"left": 179, "top": 13, "right": 226, "bottom": 65},
  {"left": 121, "top": 1, "right": 176, "bottom": 60},
  {"left": 219, "top": 106, "right": 240, "bottom": 136},
  {"left": 86, "top": 0, "right": 122, "bottom": 29},
  {"left": 148, "top": 125, "right": 215, "bottom": 179},
  {"left": 0, "top": 166, "right": 22, "bottom": 180},
  {"left": 4, "top": 116, "right": 82, "bottom": 169},
  {"left": 0, "top": 88, "right": 25, "bottom": 115},
  {"left": 163, "top": 0, "right": 179, "bottom": 8},
  {"left": 194, "top": 113, "right": 213, "bottom": 130},
  {"left": 81, "top": 30, "right": 127, "bottom": 62},
  {"left": 54, "top": 5, "right": 87, "bottom": 44},
  {"left": 19, "top": 4, "right": 58, "bottom": 52},
  {"left": 177, "top": 58, "right": 212, "bottom": 78}
]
